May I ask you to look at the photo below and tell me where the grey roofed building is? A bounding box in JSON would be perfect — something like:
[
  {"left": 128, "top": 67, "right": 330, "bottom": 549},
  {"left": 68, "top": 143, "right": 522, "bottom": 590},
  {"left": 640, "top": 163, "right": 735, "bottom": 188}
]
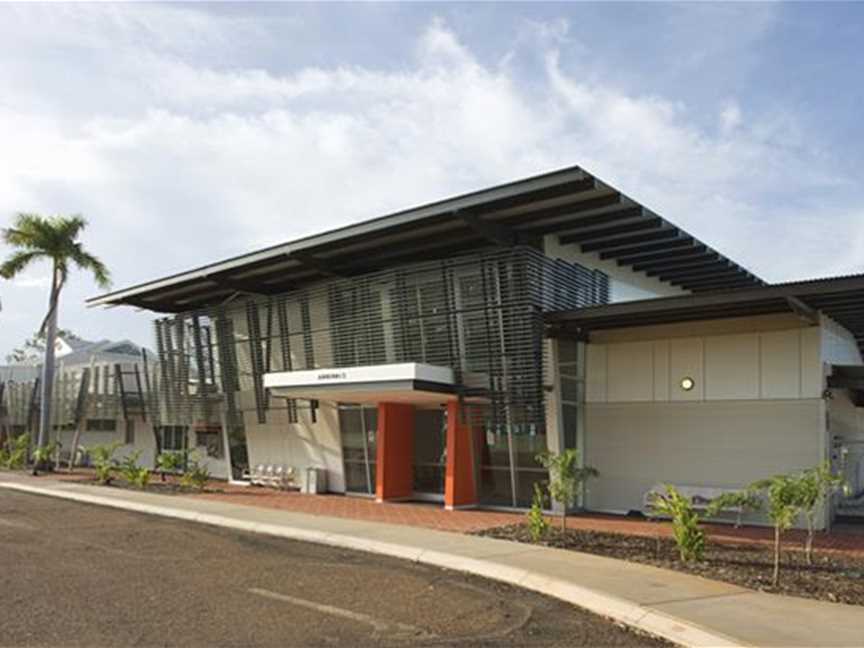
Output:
[{"left": 83, "top": 164, "right": 864, "bottom": 524}]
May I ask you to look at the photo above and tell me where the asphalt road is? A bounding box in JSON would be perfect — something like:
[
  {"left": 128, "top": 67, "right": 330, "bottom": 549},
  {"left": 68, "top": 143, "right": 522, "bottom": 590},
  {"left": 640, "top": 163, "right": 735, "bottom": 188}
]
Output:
[{"left": 0, "top": 490, "right": 667, "bottom": 647}]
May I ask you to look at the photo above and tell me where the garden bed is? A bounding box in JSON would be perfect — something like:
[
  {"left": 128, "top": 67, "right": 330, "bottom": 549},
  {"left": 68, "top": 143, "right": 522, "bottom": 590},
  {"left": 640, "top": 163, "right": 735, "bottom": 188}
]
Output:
[
  {"left": 74, "top": 475, "right": 225, "bottom": 496},
  {"left": 475, "top": 524, "right": 864, "bottom": 606}
]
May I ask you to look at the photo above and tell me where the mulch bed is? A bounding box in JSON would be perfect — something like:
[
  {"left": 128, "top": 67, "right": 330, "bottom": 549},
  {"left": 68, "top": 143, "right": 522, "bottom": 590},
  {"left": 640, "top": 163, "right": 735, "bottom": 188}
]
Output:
[
  {"left": 77, "top": 476, "right": 224, "bottom": 496},
  {"left": 475, "top": 523, "right": 864, "bottom": 606}
]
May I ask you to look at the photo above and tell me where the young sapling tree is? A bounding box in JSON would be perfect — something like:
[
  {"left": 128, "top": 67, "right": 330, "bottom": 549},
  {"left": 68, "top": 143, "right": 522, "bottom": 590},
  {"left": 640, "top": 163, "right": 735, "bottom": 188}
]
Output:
[
  {"left": 536, "top": 449, "right": 598, "bottom": 532},
  {"left": 751, "top": 474, "right": 801, "bottom": 587},
  {"left": 793, "top": 462, "right": 845, "bottom": 565}
]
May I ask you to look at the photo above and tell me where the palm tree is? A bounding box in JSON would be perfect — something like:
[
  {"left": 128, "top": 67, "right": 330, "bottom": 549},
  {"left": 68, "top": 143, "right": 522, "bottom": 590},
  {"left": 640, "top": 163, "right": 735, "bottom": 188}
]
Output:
[{"left": 0, "top": 213, "right": 110, "bottom": 470}]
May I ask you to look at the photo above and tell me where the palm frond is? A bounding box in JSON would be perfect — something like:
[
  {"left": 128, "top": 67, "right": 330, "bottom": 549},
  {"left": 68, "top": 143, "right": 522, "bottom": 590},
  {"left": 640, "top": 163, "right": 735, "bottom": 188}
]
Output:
[
  {"left": 70, "top": 244, "right": 111, "bottom": 289},
  {"left": 0, "top": 250, "right": 43, "bottom": 280},
  {"left": 2, "top": 213, "right": 56, "bottom": 249}
]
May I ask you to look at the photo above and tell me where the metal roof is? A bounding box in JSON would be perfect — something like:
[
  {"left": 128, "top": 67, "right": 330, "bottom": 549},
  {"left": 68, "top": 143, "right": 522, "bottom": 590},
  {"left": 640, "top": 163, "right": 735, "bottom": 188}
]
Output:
[
  {"left": 88, "top": 164, "right": 763, "bottom": 312},
  {"left": 546, "top": 273, "right": 864, "bottom": 351}
]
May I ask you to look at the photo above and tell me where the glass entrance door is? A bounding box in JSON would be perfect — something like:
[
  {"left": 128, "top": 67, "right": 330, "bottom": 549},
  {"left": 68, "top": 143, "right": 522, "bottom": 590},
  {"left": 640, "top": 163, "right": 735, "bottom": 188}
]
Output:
[
  {"left": 339, "top": 405, "right": 378, "bottom": 495},
  {"left": 413, "top": 407, "right": 446, "bottom": 500}
]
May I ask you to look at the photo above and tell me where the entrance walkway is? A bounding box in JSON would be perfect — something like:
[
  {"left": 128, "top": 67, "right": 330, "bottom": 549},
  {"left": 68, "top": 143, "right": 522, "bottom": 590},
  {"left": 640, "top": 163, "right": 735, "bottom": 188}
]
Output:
[
  {"left": 2, "top": 472, "right": 863, "bottom": 648},
  {"left": 50, "top": 470, "right": 864, "bottom": 552}
]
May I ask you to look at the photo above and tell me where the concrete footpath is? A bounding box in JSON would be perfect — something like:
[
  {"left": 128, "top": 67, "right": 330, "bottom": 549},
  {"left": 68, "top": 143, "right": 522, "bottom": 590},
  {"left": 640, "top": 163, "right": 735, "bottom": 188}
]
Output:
[{"left": 1, "top": 475, "right": 862, "bottom": 648}]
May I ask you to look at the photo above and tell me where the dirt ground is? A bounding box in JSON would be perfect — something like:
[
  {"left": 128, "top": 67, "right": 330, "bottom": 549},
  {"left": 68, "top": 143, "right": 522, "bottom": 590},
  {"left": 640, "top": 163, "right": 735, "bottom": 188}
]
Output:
[
  {"left": 477, "top": 524, "right": 864, "bottom": 606},
  {"left": 0, "top": 490, "right": 669, "bottom": 647}
]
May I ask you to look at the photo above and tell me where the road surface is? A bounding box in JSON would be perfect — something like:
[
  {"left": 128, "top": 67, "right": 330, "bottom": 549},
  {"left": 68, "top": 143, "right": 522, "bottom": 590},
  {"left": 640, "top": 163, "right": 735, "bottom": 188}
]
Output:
[{"left": 0, "top": 490, "right": 666, "bottom": 646}]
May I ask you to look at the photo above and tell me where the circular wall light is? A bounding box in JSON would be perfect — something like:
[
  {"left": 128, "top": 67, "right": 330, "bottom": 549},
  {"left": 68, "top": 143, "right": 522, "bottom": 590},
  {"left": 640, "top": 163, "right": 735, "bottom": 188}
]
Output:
[{"left": 680, "top": 377, "right": 695, "bottom": 391}]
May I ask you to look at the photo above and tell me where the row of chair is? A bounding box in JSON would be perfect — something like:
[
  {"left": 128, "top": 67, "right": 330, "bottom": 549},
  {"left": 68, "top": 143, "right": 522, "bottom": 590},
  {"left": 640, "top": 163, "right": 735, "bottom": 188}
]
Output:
[{"left": 245, "top": 464, "right": 297, "bottom": 489}]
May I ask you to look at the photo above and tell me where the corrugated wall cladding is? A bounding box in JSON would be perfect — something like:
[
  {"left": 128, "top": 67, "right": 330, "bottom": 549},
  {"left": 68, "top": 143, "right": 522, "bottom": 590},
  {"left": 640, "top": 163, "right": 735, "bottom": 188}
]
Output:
[{"left": 150, "top": 247, "right": 609, "bottom": 434}]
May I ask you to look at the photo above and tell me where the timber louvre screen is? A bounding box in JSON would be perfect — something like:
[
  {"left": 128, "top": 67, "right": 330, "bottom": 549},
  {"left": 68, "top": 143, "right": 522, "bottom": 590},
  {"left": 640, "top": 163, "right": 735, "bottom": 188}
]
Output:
[{"left": 150, "top": 246, "right": 609, "bottom": 503}]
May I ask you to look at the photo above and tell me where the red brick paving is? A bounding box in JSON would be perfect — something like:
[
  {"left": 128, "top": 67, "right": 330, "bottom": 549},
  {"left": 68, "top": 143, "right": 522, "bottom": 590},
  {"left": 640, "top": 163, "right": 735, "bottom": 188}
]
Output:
[{"left": 43, "top": 470, "right": 864, "bottom": 555}]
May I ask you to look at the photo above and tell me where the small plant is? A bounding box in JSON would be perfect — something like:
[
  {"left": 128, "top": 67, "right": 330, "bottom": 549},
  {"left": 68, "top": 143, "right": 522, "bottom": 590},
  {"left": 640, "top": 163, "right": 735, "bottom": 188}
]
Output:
[
  {"left": 156, "top": 450, "right": 186, "bottom": 481},
  {"left": 792, "top": 462, "right": 845, "bottom": 565},
  {"left": 526, "top": 482, "right": 550, "bottom": 542},
  {"left": 118, "top": 451, "right": 150, "bottom": 489},
  {"left": 4, "top": 434, "right": 30, "bottom": 470},
  {"left": 705, "top": 489, "right": 763, "bottom": 527},
  {"left": 751, "top": 474, "right": 801, "bottom": 587},
  {"left": 84, "top": 441, "right": 122, "bottom": 484},
  {"left": 649, "top": 485, "right": 705, "bottom": 562},
  {"left": 536, "top": 449, "right": 598, "bottom": 531},
  {"left": 180, "top": 453, "right": 210, "bottom": 491},
  {"left": 31, "top": 441, "right": 60, "bottom": 474}
]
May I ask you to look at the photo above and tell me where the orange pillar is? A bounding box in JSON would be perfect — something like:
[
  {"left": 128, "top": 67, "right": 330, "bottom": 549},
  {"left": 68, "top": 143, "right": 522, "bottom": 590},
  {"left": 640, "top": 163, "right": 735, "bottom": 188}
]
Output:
[
  {"left": 375, "top": 402, "right": 415, "bottom": 503},
  {"left": 445, "top": 401, "right": 478, "bottom": 510}
]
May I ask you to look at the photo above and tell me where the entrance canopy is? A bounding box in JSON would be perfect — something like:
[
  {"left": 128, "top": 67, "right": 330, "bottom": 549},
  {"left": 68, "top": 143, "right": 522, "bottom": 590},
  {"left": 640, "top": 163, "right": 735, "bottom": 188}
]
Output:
[{"left": 263, "top": 363, "right": 460, "bottom": 405}]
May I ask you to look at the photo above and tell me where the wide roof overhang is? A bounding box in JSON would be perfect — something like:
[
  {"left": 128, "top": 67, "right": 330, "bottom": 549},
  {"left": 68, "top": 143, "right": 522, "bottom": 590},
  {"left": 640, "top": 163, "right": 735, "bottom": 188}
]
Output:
[
  {"left": 546, "top": 273, "right": 864, "bottom": 352},
  {"left": 88, "top": 165, "right": 762, "bottom": 313}
]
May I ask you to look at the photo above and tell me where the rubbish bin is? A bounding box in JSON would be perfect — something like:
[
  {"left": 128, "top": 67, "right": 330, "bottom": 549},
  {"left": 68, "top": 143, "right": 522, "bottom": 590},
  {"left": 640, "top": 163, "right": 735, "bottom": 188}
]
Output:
[{"left": 302, "top": 467, "right": 328, "bottom": 494}]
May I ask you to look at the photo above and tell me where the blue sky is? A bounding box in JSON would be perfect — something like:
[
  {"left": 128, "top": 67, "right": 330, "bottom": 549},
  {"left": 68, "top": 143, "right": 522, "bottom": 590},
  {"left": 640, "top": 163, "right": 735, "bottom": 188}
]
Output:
[{"left": 1, "top": 2, "right": 864, "bottom": 357}]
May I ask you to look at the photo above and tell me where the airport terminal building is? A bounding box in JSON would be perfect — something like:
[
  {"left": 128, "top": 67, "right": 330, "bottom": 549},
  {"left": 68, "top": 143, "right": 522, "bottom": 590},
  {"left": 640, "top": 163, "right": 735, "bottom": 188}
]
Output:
[{"left": 88, "top": 166, "right": 864, "bottom": 522}]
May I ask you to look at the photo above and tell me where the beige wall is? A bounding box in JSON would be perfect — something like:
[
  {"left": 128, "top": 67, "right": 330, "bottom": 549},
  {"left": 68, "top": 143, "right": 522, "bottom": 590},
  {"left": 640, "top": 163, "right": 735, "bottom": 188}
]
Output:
[
  {"left": 544, "top": 234, "right": 687, "bottom": 302},
  {"left": 586, "top": 316, "right": 823, "bottom": 403},
  {"left": 579, "top": 314, "right": 839, "bottom": 526},
  {"left": 244, "top": 401, "right": 345, "bottom": 492},
  {"left": 584, "top": 399, "right": 825, "bottom": 516},
  {"left": 59, "top": 419, "right": 231, "bottom": 480}
]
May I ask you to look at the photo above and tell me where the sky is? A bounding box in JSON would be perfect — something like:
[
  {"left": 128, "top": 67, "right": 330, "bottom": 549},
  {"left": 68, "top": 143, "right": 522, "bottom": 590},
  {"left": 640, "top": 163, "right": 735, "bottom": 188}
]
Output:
[{"left": 1, "top": 2, "right": 864, "bottom": 359}]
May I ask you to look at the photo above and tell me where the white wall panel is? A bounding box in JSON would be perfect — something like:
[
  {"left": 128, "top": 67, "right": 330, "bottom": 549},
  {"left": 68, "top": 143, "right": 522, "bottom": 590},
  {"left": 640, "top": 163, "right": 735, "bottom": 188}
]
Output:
[
  {"left": 606, "top": 342, "right": 654, "bottom": 402},
  {"left": 760, "top": 330, "right": 801, "bottom": 399},
  {"left": 669, "top": 338, "right": 704, "bottom": 401},
  {"left": 585, "top": 344, "right": 607, "bottom": 403},
  {"left": 584, "top": 400, "right": 824, "bottom": 523},
  {"left": 653, "top": 340, "right": 670, "bottom": 401},
  {"left": 705, "top": 334, "right": 759, "bottom": 400}
]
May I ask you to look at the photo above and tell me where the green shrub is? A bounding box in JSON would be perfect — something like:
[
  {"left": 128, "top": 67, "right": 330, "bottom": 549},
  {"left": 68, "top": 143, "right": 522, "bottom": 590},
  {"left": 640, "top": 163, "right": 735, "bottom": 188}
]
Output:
[
  {"left": 705, "top": 489, "right": 763, "bottom": 527},
  {"left": 536, "top": 449, "right": 598, "bottom": 531},
  {"left": 4, "top": 435, "right": 30, "bottom": 470},
  {"left": 649, "top": 485, "right": 705, "bottom": 562},
  {"left": 84, "top": 441, "right": 122, "bottom": 484},
  {"left": 180, "top": 454, "right": 210, "bottom": 491},
  {"left": 526, "top": 482, "right": 550, "bottom": 542},
  {"left": 118, "top": 451, "right": 150, "bottom": 489},
  {"left": 156, "top": 450, "right": 186, "bottom": 481},
  {"left": 31, "top": 441, "right": 60, "bottom": 472}
]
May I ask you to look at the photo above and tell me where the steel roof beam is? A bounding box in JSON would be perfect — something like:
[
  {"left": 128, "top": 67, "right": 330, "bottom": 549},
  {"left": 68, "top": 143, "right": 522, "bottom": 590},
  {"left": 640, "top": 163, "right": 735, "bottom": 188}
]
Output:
[
  {"left": 656, "top": 260, "right": 733, "bottom": 281},
  {"left": 581, "top": 227, "right": 679, "bottom": 253},
  {"left": 206, "top": 273, "right": 286, "bottom": 296},
  {"left": 684, "top": 277, "right": 756, "bottom": 291},
  {"left": 459, "top": 212, "right": 517, "bottom": 247},
  {"left": 631, "top": 251, "right": 718, "bottom": 273},
  {"left": 523, "top": 206, "right": 643, "bottom": 238},
  {"left": 498, "top": 193, "right": 622, "bottom": 226},
  {"left": 665, "top": 268, "right": 743, "bottom": 286},
  {"left": 559, "top": 214, "right": 657, "bottom": 245},
  {"left": 645, "top": 256, "right": 724, "bottom": 277},
  {"left": 622, "top": 245, "right": 708, "bottom": 268},
  {"left": 288, "top": 251, "right": 346, "bottom": 278},
  {"left": 598, "top": 237, "right": 695, "bottom": 261}
]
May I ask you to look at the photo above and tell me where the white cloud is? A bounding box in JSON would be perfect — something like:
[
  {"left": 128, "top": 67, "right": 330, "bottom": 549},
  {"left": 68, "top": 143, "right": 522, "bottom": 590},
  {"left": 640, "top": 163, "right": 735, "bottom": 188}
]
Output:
[
  {"left": 0, "top": 7, "right": 862, "bottom": 357},
  {"left": 7, "top": 274, "right": 52, "bottom": 289},
  {"left": 720, "top": 101, "right": 742, "bottom": 133}
]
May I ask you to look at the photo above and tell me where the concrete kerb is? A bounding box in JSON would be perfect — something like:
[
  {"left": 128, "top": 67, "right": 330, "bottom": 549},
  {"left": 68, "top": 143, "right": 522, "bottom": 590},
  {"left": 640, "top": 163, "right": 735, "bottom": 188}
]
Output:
[{"left": 0, "top": 481, "right": 745, "bottom": 648}]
